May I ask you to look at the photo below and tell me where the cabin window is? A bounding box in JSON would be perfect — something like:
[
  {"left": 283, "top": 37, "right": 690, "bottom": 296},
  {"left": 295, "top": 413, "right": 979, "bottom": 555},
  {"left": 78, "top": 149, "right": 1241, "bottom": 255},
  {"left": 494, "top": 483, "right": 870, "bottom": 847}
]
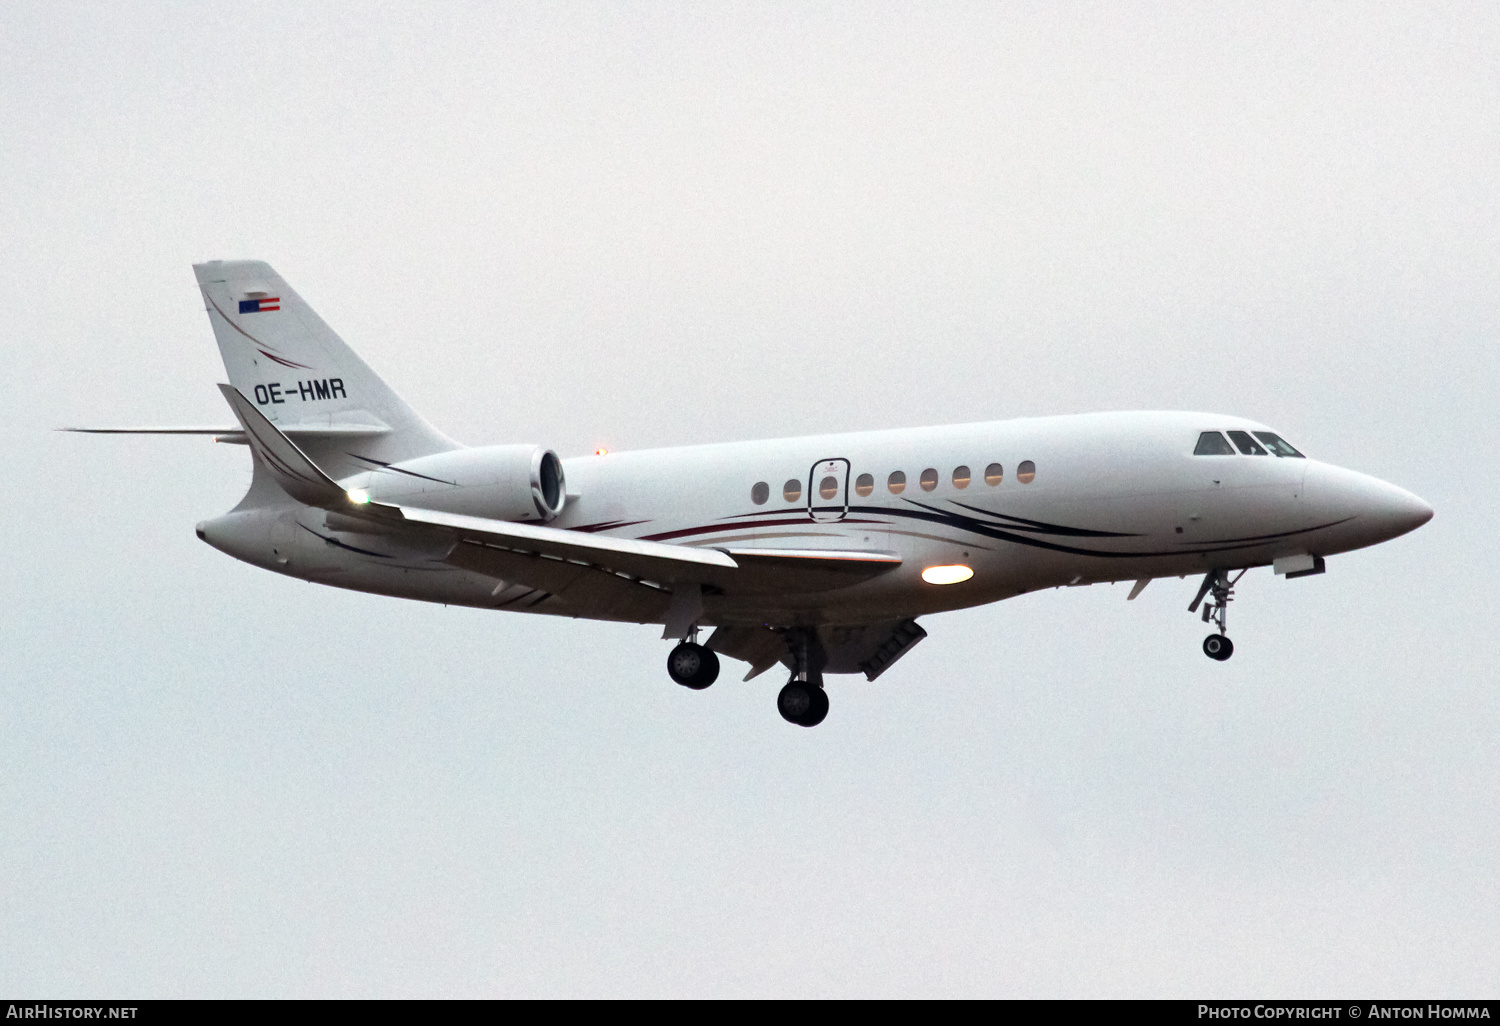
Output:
[
  {"left": 1017, "top": 460, "right": 1036, "bottom": 484},
  {"left": 984, "top": 463, "right": 1003, "bottom": 486},
  {"left": 1253, "top": 431, "right": 1305, "bottom": 458},
  {"left": 1227, "top": 430, "right": 1268, "bottom": 455},
  {"left": 952, "top": 465, "right": 971, "bottom": 489},
  {"left": 819, "top": 476, "right": 839, "bottom": 500},
  {"left": 751, "top": 481, "right": 769, "bottom": 505},
  {"left": 919, "top": 468, "right": 939, "bottom": 491},
  {"left": 888, "top": 471, "right": 906, "bottom": 494},
  {"left": 1194, "top": 431, "right": 1235, "bottom": 455},
  {"left": 783, "top": 479, "right": 802, "bottom": 502},
  {"left": 854, "top": 473, "right": 874, "bottom": 497}
]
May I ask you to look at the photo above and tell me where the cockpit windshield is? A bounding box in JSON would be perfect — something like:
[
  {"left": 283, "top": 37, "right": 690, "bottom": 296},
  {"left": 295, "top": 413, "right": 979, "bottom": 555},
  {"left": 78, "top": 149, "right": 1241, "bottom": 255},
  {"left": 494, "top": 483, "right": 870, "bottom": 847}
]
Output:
[
  {"left": 1194, "top": 429, "right": 1307, "bottom": 457},
  {"left": 1194, "top": 431, "right": 1235, "bottom": 455},
  {"left": 1253, "top": 431, "right": 1304, "bottom": 457},
  {"left": 1227, "top": 430, "right": 1268, "bottom": 456}
]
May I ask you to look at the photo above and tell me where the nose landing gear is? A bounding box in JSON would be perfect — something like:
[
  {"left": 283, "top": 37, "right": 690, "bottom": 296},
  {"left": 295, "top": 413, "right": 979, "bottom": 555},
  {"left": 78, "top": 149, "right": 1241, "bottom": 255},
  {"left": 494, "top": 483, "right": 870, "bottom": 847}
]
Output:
[{"left": 1189, "top": 568, "right": 1245, "bottom": 661}]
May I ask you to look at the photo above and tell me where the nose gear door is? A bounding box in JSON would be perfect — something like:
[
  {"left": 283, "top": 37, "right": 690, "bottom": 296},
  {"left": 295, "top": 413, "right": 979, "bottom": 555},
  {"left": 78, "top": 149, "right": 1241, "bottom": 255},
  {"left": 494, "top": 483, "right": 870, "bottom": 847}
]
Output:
[{"left": 808, "top": 458, "right": 850, "bottom": 523}]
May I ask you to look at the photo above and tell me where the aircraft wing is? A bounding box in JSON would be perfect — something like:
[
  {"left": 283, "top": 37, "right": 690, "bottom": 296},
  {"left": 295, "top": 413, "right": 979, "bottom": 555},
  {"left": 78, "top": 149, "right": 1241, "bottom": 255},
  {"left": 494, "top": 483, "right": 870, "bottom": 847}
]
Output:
[
  {"left": 403, "top": 512, "right": 901, "bottom": 599},
  {"left": 720, "top": 547, "right": 902, "bottom": 592},
  {"left": 401, "top": 506, "right": 739, "bottom": 586}
]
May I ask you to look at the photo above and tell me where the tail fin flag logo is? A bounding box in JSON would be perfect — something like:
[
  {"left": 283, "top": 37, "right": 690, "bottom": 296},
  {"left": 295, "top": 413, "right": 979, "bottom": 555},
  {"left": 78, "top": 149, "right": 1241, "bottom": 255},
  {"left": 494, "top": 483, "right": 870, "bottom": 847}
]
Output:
[{"left": 239, "top": 297, "right": 281, "bottom": 314}]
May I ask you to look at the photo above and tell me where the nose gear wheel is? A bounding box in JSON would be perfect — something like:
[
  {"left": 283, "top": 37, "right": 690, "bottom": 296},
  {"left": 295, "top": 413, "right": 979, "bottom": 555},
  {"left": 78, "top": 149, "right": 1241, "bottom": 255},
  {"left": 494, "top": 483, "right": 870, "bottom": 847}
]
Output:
[
  {"left": 1202, "top": 634, "right": 1234, "bottom": 661},
  {"left": 1189, "top": 568, "right": 1246, "bottom": 661}
]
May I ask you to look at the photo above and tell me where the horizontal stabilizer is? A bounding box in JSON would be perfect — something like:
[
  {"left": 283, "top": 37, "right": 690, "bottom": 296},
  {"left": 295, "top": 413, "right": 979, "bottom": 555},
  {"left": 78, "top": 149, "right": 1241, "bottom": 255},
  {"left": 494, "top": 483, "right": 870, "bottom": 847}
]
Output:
[
  {"left": 60, "top": 423, "right": 392, "bottom": 448},
  {"left": 60, "top": 426, "right": 240, "bottom": 435}
]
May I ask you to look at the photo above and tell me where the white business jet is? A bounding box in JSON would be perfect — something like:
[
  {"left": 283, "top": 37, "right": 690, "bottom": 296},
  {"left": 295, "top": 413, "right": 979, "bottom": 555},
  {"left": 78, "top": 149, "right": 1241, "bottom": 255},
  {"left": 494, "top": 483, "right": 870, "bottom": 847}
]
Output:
[{"left": 71, "top": 261, "right": 1433, "bottom": 727}]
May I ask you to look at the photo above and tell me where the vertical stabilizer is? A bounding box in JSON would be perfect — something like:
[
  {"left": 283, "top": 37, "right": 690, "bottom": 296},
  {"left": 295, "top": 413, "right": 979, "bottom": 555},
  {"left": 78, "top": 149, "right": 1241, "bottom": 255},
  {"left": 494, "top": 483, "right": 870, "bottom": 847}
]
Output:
[{"left": 194, "top": 260, "right": 458, "bottom": 478}]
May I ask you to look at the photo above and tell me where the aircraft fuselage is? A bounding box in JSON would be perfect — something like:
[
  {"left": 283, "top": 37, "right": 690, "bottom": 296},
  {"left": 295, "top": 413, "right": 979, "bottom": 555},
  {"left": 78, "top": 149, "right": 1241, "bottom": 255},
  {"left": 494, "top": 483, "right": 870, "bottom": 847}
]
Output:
[{"left": 200, "top": 409, "right": 1431, "bottom": 630}]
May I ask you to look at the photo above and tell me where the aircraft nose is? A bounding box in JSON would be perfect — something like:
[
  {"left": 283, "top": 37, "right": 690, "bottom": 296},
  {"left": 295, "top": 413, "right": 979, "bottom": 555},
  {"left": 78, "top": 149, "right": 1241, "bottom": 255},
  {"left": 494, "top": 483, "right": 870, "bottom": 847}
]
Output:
[
  {"left": 1307, "top": 462, "right": 1433, "bottom": 543},
  {"left": 1382, "top": 484, "right": 1435, "bottom": 536}
]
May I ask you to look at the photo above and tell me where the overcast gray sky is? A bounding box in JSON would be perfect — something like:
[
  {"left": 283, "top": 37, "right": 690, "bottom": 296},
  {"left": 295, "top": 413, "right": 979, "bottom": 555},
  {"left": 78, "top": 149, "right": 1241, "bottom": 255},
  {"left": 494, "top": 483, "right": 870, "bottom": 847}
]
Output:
[{"left": 2, "top": 0, "right": 1496, "bottom": 997}]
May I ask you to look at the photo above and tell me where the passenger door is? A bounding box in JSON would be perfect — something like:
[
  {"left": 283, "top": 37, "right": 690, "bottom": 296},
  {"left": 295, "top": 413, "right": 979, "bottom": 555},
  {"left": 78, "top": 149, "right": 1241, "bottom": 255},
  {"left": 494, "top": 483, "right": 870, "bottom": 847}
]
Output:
[{"left": 808, "top": 458, "right": 850, "bottom": 523}]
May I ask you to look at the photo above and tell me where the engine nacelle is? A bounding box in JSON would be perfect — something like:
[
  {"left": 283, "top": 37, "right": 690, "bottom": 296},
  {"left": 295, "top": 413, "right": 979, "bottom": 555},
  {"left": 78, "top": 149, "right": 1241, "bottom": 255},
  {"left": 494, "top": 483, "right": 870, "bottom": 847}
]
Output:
[{"left": 342, "top": 444, "right": 567, "bottom": 522}]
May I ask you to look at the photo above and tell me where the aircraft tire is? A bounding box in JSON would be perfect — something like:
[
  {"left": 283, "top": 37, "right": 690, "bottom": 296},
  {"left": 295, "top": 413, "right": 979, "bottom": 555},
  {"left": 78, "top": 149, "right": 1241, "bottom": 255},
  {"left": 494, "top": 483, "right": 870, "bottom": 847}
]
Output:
[
  {"left": 802, "top": 686, "right": 829, "bottom": 727},
  {"left": 777, "top": 681, "right": 828, "bottom": 727},
  {"left": 778, "top": 681, "right": 814, "bottom": 724},
  {"left": 668, "top": 642, "right": 719, "bottom": 689},
  {"left": 1202, "top": 635, "right": 1234, "bottom": 661}
]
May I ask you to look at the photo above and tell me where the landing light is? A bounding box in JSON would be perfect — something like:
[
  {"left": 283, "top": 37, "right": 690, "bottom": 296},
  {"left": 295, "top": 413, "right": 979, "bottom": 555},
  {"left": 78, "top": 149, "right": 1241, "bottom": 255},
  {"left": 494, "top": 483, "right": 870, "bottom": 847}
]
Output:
[
  {"left": 922, "top": 564, "right": 974, "bottom": 585},
  {"left": 595, "top": 448, "right": 609, "bottom": 456},
  {"left": 346, "top": 488, "right": 371, "bottom": 505}
]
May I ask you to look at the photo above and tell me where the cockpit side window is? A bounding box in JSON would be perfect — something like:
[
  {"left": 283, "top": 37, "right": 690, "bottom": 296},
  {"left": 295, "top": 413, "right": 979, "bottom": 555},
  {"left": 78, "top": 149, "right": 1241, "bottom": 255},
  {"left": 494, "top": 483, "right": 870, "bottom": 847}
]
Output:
[
  {"left": 1194, "top": 431, "right": 1235, "bottom": 455},
  {"left": 1253, "top": 431, "right": 1305, "bottom": 458},
  {"left": 1227, "top": 430, "right": 1268, "bottom": 455}
]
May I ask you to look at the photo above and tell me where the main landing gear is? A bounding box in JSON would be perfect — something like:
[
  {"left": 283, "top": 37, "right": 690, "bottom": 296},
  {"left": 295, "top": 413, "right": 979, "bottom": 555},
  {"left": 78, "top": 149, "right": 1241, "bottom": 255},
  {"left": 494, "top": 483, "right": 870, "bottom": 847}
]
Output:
[
  {"left": 778, "top": 681, "right": 828, "bottom": 727},
  {"left": 1189, "top": 568, "right": 1245, "bottom": 661},
  {"left": 664, "top": 626, "right": 830, "bottom": 727},
  {"left": 777, "top": 629, "right": 828, "bottom": 727},
  {"left": 667, "top": 639, "right": 719, "bottom": 689}
]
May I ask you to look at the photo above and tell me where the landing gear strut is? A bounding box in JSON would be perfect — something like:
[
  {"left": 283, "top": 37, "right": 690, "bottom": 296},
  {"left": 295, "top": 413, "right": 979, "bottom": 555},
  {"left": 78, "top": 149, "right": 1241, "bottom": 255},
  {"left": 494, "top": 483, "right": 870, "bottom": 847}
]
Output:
[
  {"left": 1189, "top": 568, "right": 1245, "bottom": 661},
  {"left": 778, "top": 628, "right": 829, "bottom": 727}
]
